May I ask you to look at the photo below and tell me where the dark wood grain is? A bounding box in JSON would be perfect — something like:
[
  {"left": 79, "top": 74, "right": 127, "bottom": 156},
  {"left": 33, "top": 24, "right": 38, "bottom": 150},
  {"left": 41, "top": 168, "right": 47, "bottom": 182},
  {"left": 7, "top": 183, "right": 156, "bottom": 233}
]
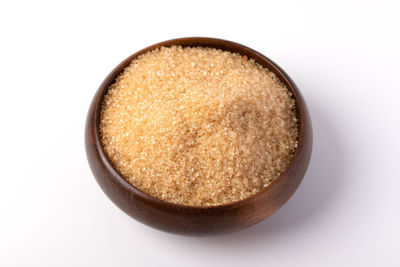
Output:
[{"left": 85, "top": 37, "right": 312, "bottom": 236}]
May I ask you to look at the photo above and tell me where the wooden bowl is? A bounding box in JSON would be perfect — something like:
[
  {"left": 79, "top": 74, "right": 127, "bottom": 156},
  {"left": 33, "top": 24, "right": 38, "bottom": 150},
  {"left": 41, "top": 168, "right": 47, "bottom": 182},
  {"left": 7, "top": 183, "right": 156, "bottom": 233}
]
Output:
[{"left": 85, "top": 37, "right": 312, "bottom": 236}]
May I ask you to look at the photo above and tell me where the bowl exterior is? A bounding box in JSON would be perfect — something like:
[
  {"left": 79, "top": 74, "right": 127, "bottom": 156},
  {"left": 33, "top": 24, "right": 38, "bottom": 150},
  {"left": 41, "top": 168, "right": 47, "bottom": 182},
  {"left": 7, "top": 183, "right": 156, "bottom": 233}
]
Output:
[{"left": 85, "top": 37, "right": 312, "bottom": 236}]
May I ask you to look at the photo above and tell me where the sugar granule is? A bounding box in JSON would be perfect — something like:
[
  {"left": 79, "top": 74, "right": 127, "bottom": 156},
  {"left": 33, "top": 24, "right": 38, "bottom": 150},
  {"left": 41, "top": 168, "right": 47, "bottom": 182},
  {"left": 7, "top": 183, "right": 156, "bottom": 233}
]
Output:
[{"left": 100, "top": 46, "right": 298, "bottom": 206}]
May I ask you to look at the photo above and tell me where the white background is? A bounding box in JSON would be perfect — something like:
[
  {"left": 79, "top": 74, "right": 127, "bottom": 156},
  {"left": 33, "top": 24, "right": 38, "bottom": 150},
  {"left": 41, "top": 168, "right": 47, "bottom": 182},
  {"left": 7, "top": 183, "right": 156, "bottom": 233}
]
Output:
[{"left": 1, "top": 0, "right": 399, "bottom": 266}]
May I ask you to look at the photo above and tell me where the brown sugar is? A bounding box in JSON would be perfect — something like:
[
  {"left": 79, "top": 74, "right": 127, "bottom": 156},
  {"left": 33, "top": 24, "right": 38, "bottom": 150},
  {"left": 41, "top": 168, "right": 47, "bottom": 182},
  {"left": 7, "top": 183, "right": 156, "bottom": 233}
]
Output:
[{"left": 100, "top": 46, "right": 298, "bottom": 207}]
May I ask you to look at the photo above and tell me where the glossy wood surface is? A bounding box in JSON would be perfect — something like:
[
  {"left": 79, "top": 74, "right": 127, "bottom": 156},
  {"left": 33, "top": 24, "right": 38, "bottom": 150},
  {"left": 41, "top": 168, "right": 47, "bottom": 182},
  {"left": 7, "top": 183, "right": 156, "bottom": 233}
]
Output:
[{"left": 85, "top": 37, "right": 312, "bottom": 236}]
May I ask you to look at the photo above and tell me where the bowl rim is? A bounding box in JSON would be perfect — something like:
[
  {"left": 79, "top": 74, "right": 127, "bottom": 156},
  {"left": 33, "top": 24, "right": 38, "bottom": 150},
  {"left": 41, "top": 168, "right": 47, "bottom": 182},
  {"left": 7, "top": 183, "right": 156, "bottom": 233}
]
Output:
[{"left": 91, "top": 36, "right": 306, "bottom": 210}]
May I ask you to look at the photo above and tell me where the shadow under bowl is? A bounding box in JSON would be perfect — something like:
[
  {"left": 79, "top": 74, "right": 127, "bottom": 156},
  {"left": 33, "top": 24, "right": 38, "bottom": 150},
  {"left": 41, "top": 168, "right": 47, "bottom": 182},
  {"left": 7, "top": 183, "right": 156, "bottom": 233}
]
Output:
[{"left": 85, "top": 37, "right": 312, "bottom": 236}]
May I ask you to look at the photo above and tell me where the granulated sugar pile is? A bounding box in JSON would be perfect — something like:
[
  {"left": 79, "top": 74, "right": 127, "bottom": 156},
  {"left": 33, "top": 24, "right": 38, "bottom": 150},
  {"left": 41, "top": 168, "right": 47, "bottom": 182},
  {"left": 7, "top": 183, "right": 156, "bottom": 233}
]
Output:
[{"left": 100, "top": 46, "right": 298, "bottom": 206}]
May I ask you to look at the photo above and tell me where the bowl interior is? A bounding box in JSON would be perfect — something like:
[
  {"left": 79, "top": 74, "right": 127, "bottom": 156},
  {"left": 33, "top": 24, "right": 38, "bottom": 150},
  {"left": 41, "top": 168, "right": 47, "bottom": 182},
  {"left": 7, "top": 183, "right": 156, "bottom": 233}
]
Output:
[{"left": 93, "top": 37, "right": 305, "bottom": 210}]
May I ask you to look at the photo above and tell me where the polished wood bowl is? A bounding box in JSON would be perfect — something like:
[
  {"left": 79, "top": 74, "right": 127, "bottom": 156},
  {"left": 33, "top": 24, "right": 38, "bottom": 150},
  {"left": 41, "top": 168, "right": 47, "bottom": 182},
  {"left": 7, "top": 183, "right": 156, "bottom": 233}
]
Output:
[{"left": 85, "top": 37, "right": 312, "bottom": 236}]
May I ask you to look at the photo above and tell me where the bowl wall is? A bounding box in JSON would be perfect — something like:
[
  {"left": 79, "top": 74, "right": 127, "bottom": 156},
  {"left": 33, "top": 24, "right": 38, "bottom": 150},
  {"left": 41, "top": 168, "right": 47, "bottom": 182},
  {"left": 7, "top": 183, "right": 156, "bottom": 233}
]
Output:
[{"left": 85, "top": 37, "right": 312, "bottom": 236}]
